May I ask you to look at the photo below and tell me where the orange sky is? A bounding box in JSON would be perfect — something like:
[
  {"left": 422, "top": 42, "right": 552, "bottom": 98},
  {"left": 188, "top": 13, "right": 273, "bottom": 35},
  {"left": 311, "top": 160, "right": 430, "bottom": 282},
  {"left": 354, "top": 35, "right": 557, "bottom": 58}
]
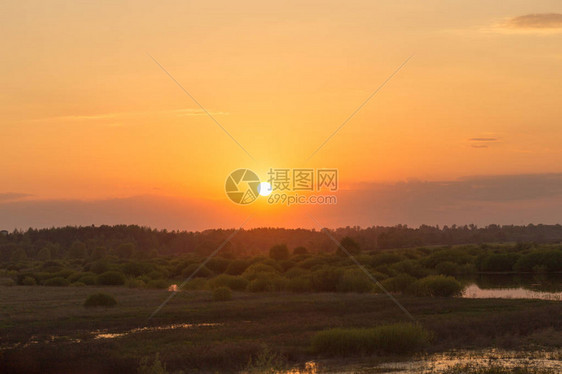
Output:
[{"left": 1, "top": 1, "right": 562, "bottom": 229}]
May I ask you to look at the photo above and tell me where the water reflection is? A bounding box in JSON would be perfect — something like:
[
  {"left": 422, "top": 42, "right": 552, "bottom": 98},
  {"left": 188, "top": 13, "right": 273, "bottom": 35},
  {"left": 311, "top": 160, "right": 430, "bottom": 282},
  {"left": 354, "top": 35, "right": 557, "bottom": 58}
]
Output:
[
  {"left": 93, "top": 322, "right": 220, "bottom": 339},
  {"left": 461, "top": 274, "right": 562, "bottom": 300},
  {"left": 283, "top": 349, "right": 562, "bottom": 373},
  {"left": 1, "top": 322, "right": 221, "bottom": 350}
]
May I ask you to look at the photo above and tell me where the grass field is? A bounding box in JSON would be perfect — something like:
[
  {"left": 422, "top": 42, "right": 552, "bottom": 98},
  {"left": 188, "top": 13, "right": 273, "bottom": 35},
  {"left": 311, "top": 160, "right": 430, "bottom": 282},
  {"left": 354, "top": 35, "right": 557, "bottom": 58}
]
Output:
[{"left": 1, "top": 285, "right": 561, "bottom": 373}]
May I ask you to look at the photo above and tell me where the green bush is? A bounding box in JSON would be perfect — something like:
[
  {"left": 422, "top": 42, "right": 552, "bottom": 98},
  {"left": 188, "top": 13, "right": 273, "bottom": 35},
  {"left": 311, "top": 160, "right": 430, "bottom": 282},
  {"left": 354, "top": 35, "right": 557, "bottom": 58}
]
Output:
[
  {"left": 209, "top": 274, "right": 248, "bottom": 291},
  {"left": 78, "top": 274, "right": 97, "bottom": 285},
  {"left": 379, "top": 274, "right": 416, "bottom": 293},
  {"left": 311, "top": 323, "right": 431, "bottom": 355},
  {"left": 212, "top": 286, "right": 232, "bottom": 301},
  {"left": 242, "top": 263, "right": 279, "bottom": 281},
  {"left": 247, "top": 274, "right": 286, "bottom": 292},
  {"left": 311, "top": 267, "right": 343, "bottom": 292},
  {"left": 408, "top": 275, "right": 463, "bottom": 297},
  {"left": 206, "top": 257, "right": 231, "bottom": 273},
  {"left": 126, "top": 278, "right": 146, "bottom": 288},
  {"left": 0, "top": 278, "right": 16, "bottom": 286},
  {"left": 225, "top": 259, "right": 251, "bottom": 275},
  {"left": 371, "top": 253, "right": 403, "bottom": 267},
  {"left": 138, "top": 353, "right": 168, "bottom": 374},
  {"left": 284, "top": 267, "right": 308, "bottom": 279},
  {"left": 84, "top": 293, "right": 117, "bottom": 308},
  {"left": 269, "top": 244, "right": 290, "bottom": 261},
  {"left": 96, "top": 271, "right": 126, "bottom": 286},
  {"left": 44, "top": 277, "right": 70, "bottom": 287},
  {"left": 293, "top": 246, "right": 308, "bottom": 256},
  {"left": 147, "top": 279, "right": 169, "bottom": 289},
  {"left": 21, "top": 276, "right": 37, "bottom": 286},
  {"left": 514, "top": 249, "right": 562, "bottom": 272},
  {"left": 182, "top": 264, "right": 213, "bottom": 278},
  {"left": 71, "top": 281, "right": 86, "bottom": 287},
  {"left": 90, "top": 260, "right": 111, "bottom": 274},
  {"left": 337, "top": 269, "right": 373, "bottom": 293},
  {"left": 286, "top": 276, "right": 312, "bottom": 293},
  {"left": 181, "top": 278, "right": 207, "bottom": 290},
  {"left": 435, "top": 261, "right": 460, "bottom": 276},
  {"left": 479, "top": 253, "right": 520, "bottom": 272}
]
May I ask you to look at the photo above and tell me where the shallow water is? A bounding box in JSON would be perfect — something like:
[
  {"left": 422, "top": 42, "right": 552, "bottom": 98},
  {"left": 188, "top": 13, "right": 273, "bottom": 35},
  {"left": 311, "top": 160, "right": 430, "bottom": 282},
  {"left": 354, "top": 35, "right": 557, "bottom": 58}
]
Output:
[
  {"left": 460, "top": 274, "right": 562, "bottom": 300},
  {"left": 284, "top": 349, "right": 562, "bottom": 373},
  {"left": 462, "top": 283, "right": 562, "bottom": 300},
  {"left": 0, "top": 322, "right": 220, "bottom": 350}
]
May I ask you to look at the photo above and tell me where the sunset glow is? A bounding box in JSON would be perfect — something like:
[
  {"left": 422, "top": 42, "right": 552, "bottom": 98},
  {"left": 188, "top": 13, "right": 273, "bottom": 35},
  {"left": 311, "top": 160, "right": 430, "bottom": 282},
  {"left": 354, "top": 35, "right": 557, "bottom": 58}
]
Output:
[{"left": 2, "top": 1, "right": 562, "bottom": 230}]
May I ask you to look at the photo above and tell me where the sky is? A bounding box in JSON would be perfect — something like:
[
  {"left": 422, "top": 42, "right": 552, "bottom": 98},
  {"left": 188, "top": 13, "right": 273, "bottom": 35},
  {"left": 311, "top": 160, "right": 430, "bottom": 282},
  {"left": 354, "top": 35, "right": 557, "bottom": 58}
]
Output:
[{"left": 1, "top": 1, "right": 562, "bottom": 230}]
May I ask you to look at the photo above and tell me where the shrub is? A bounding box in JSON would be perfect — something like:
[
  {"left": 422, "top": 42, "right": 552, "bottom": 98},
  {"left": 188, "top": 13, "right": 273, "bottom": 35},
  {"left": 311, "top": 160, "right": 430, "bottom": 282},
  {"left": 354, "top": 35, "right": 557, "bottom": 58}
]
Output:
[
  {"left": 44, "top": 277, "right": 70, "bottom": 287},
  {"left": 96, "top": 271, "right": 126, "bottom": 286},
  {"left": 209, "top": 274, "right": 248, "bottom": 291},
  {"left": 423, "top": 249, "right": 472, "bottom": 268},
  {"left": 121, "top": 261, "right": 152, "bottom": 277},
  {"left": 311, "top": 267, "right": 343, "bottom": 292},
  {"left": 337, "top": 269, "right": 373, "bottom": 293},
  {"left": 336, "top": 237, "right": 360, "bottom": 255},
  {"left": 514, "top": 250, "right": 562, "bottom": 272},
  {"left": 286, "top": 276, "right": 312, "bottom": 293},
  {"left": 126, "top": 278, "right": 146, "bottom": 288},
  {"left": 84, "top": 293, "right": 117, "bottom": 308},
  {"left": 269, "top": 244, "right": 290, "bottom": 261},
  {"left": 293, "top": 246, "right": 308, "bottom": 256},
  {"left": 206, "top": 257, "right": 231, "bottom": 274},
  {"left": 242, "top": 263, "right": 279, "bottom": 281},
  {"left": 78, "top": 274, "right": 97, "bottom": 285},
  {"left": 311, "top": 323, "right": 431, "bottom": 355},
  {"left": 68, "top": 272, "right": 86, "bottom": 283},
  {"left": 90, "top": 260, "right": 111, "bottom": 274},
  {"left": 21, "top": 276, "right": 37, "bottom": 286},
  {"left": 212, "top": 286, "right": 232, "bottom": 301},
  {"left": 435, "top": 261, "right": 460, "bottom": 276},
  {"left": 147, "top": 279, "right": 169, "bottom": 289},
  {"left": 391, "top": 260, "right": 429, "bottom": 278},
  {"left": 408, "top": 275, "right": 463, "bottom": 297},
  {"left": 181, "top": 278, "right": 208, "bottom": 290},
  {"left": 225, "top": 260, "right": 251, "bottom": 275},
  {"left": 379, "top": 274, "right": 416, "bottom": 293},
  {"left": 147, "top": 270, "right": 166, "bottom": 280},
  {"left": 284, "top": 267, "right": 308, "bottom": 279},
  {"left": 182, "top": 264, "right": 213, "bottom": 278},
  {"left": 371, "top": 253, "right": 403, "bottom": 267},
  {"left": 247, "top": 275, "right": 285, "bottom": 292},
  {"left": 138, "top": 353, "right": 168, "bottom": 374},
  {"left": 479, "top": 253, "right": 520, "bottom": 272}
]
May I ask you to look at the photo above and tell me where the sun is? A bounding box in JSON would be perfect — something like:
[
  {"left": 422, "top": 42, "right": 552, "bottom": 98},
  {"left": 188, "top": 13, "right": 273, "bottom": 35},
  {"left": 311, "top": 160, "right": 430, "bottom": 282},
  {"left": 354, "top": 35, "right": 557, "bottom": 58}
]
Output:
[{"left": 258, "top": 181, "right": 272, "bottom": 196}]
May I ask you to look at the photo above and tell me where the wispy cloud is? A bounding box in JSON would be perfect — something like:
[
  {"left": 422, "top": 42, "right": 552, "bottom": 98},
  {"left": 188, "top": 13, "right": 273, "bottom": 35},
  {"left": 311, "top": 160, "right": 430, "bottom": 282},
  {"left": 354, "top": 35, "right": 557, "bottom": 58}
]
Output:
[
  {"left": 506, "top": 13, "right": 562, "bottom": 29},
  {"left": 487, "top": 13, "right": 562, "bottom": 34},
  {"left": 468, "top": 136, "right": 500, "bottom": 149},
  {"left": 173, "top": 108, "right": 229, "bottom": 117},
  {"left": 469, "top": 137, "right": 498, "bottom": 142},
  {"left": 29, "top": 108, "right": 228, "bottom": 123}
]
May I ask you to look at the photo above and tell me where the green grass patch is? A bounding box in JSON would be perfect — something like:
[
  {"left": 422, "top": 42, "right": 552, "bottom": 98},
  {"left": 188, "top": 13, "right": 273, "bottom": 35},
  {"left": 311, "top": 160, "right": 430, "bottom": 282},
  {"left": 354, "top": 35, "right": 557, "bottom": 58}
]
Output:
[
  {"left": 311, "top": 322, "right": 431, "bottom": 356},
  {"left": 83, "top": 292, "right": 118, "bottom": 308}
]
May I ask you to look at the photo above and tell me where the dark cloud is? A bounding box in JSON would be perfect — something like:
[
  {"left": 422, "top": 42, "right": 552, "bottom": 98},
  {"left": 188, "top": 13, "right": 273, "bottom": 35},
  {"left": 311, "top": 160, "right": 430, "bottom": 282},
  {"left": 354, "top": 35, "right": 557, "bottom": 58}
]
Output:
[
  {"left": 469, "top": 137, "right": 498, "bottom": 142},
  {"left": 319, "top": 173, "right": 562, "bottom": 228},
  {"left": 0, "top": 193, "right": 32, "bottom": 202},
  {"left": 1, "top": 174, "right": 562, "bottom": 230},
  {"left": 471, "top": 145, "right": 488, "bottom": 149},
  {"left": 507, "top": 13, "right": 562, "bottom": 29}
]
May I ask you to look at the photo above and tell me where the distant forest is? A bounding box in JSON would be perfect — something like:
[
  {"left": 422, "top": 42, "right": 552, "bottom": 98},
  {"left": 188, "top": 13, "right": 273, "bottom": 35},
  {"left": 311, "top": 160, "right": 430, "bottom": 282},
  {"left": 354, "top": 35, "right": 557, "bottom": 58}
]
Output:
[{"left": 1, "top": 224, "right": 562, "bottom": 261}]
